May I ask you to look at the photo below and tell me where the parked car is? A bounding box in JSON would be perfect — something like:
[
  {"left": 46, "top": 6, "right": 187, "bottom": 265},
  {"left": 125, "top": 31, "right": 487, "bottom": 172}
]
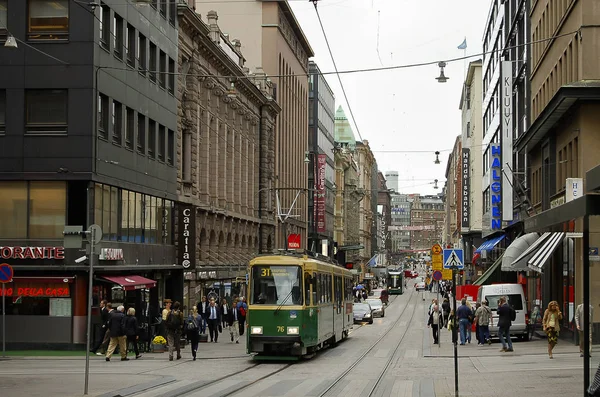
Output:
[
  {"left": 353, "top": 302, "right": 373, "bottom": 324},
  {"left": 365, "top": 299, "right": 385, "bottom": 317},
  {"left": 414, "top": 277, "right": 426, "bottom": 291}
]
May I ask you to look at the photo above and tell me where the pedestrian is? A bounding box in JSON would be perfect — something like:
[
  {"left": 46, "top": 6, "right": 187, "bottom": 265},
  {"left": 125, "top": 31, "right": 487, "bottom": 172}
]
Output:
[
  {"left": 206, "top": 298, "right": 221, "bottom": 342},
  {"left": 220, "top": 297, "right": 232, "bottom": 337},
  {"left": 456, "top": 298, "right": 471, "bottom": 345},
  {"left": 90, "top": 300, "right": 111, "bottom": 355},
  {"left": 161, "top": 299, "right": 172, "bottom": 338},
  {"left": 575, "top": 302, "right": 594, "bottom": 357},
  {"left": 428, "top": 299, "right": 438, "bottom": 316},
  {"left": 441, "top": 298, "right": 451, "bottom": 327},
  {"left": 465, "top": 300, "right": 474, "bottom": 343},
  {"left": 427, "top": 304, "right": 442, "bottom": 344},
  {"left": 165, "top": 301, "right": 183, "bottom": 361},
  {"left": 196, "top": 296, "right": 209, "bottom": 334},
  {"left": 185, "top": 306, "right": 200, "bottom": 360},
  {"left": 125, "top": 308, "right": 142, "bottom": 359},
  {"left": 230, "top": 298, "right": 241, "bottom": 343},
  {"left": 237, "top": 297, "right": 247, "bottom": 336},
  {"left": 105, "top": 305, "right": 128, "bottom": 362},
  {"left": 473, "top": 302, "right": 481, "bottom": 344},
  {"left": 542, "top": 300, "right": 563, "bottom": 359},
  {"left": 474, "top": 300, "right": 492, "bottom": 346},
  {"left": 497, "top": 296, "right": 515, "bottom": 353}
]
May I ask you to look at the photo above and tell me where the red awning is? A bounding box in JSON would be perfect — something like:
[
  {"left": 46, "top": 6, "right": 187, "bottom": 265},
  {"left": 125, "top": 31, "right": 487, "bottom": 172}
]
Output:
[
  {"left": 472, "top": 252, "right": 481, "bottom": 264},
  {"left": 102, "top": 275, "right": 156, "bottom": 291}
]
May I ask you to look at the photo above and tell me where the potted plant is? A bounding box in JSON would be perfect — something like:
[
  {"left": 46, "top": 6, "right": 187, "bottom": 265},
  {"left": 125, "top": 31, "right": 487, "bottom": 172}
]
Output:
[{"left": 152, "top": 336, "right": 167, "bottom": 352}]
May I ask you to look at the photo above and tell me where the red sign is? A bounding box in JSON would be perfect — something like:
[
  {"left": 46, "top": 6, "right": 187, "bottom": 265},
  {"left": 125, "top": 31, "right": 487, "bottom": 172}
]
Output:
[
  {"left": 0, "top": 286, "right": 70, "bottom": 297},
  {"left": 316, "top": 154, "right": 327, "bottom": 233},
  {"left": 287, "top": 234, "right": 301, "bottom": 249},
  {"left": 0, "top": 246, "right": 64, "bottom": 260}
]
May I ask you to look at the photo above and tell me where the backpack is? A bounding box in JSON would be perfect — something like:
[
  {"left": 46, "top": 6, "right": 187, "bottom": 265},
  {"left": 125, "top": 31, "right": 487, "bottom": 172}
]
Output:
[
  {"left": 119, "top": 314, "right": 127, "bottom": 336},
  {"left": 186, "top": 316, "right": 198, "bottom": 331},
  {"left": 239, "top": 305, "right": 246, "bottom": 317},
  {"left": 167, "top": 310, "right": 182, "bottom": 330},
  {"left": 510, "top": 307, "right": 516, "bottom": 321}
]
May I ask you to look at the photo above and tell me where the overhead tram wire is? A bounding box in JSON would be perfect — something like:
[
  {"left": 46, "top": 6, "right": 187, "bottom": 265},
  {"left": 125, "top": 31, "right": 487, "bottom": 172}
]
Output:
[{"left": 312, "top": 0, "right": 364, "bottom": 142}]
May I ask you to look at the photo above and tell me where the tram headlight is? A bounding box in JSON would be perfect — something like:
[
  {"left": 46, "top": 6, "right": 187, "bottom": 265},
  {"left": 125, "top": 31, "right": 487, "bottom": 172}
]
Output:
[
  {"left": 287, "top": 326, "right": 299, "bottom": 335},
  {"left": 250, "top": 326, "right": 263, "bottom": 335}
]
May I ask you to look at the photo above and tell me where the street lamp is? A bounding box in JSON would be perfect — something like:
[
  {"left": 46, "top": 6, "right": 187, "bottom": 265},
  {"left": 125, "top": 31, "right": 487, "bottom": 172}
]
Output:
[
  {"left": 434, "top": 151, "right": 441, "bottom": 164},
  {"left": 4, "top": 35, "right": 17, "bottom": 49},
  {"left": 436, "top": 61, "right": 449, "bottom": 83}
]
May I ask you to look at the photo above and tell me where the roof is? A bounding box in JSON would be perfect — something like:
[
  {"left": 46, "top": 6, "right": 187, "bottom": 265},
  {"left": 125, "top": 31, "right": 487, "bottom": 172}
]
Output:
[{"left": 263, "top": 0, "right": 314, "bottom": 57}]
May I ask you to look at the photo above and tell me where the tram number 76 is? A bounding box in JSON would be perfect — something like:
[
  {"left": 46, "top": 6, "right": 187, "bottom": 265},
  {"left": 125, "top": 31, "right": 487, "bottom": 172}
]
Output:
[{"left": 276, "top": 326, "right": 285, "bottom": 333}]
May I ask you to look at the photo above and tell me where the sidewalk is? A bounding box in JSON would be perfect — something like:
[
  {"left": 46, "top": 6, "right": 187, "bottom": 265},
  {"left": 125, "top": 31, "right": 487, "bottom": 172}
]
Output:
[{"left": 421, "top": 317, "right": 596, "bottom": 397}]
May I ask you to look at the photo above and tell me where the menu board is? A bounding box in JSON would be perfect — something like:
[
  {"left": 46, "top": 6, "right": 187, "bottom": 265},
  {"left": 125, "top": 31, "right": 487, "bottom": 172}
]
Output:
[{"left": 49, "top": 298, "right": 72, "bottom": 317}]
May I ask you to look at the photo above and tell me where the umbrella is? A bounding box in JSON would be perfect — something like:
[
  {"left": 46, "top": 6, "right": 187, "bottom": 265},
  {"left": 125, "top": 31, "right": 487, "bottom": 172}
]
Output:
[{"left": 356, "top": 284, "right": 364, "bottom": 289}]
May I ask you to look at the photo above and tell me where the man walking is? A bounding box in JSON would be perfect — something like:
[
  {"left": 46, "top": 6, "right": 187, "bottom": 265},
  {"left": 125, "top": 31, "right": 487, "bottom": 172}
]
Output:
[
  {"left": 229, "top": 298, "right": 241, "bottom": 343},
  {"left": 475, "top": 299, "right": 492, "bottom": 345},
  {"left": 207, "top": 298, "right": 221, "bottom": 342},
  {"left": 91, "top": 300, "right": 110, "bottom": 355},
  {"left": 456, "top": 298, "right": 472, "bottom": 345},
  {"left": 237, "top": 297, "right": 247, "bottom": 336},
  {"left": 105, "top": 305, "right": 128, "bottom": 362},
  {"left": 196, "top": 296, "right": 209, "bottom": 334},
  {"left": 427, "top": 304, "right": 442, "bottom": 344},
  {"left": 165, "top": 301, "right": 183, "bottom": 361},
  {"left": 497, "top": 296, "right": 514, "bottom": 352},
  {"left": 575, "top": 302, "right": 594, "bottom": 357}
]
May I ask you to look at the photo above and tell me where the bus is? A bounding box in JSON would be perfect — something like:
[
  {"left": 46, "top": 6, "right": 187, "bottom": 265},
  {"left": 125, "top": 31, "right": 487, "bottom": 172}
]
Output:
[
  {"left": 246, "top": 251, "right": 354, "bottom": 359},
  {"left": 387, "top": 270, "right": 404, "bottom": 295}
]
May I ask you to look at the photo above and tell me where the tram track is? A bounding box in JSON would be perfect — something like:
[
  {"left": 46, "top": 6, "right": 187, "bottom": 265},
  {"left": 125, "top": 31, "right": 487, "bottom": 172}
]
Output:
[{"left": 317, "top": 290, "right": 419, "bottom": 397}]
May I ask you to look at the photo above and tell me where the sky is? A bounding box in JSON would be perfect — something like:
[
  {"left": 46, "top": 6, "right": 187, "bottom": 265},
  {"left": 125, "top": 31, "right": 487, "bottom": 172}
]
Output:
[{"left": 287, "top": 0, "right": 491, "bottom": 195}]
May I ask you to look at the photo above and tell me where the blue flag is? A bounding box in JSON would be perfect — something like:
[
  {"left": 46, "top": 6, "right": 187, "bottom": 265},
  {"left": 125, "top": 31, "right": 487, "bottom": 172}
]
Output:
[
  {"left": 457, "top": 38, "right": 467, "bottom": 50},
  {"left": 366, "top": 254, "right": 377, "bottom": 267}
]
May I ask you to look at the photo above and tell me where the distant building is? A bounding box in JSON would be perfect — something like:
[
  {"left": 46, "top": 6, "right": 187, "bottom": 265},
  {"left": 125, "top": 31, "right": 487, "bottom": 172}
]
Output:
[
  {"left": 384, "top": 171, "right": 399, "bottom": 192},
  {"left": 410, "top": 195, "right": 445, "bottom": 251}
]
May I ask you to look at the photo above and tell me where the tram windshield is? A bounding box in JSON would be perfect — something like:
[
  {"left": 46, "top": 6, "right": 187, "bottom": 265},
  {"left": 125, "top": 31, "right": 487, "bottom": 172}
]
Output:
[
  {"left": 251, "top": 265, "right": 303, "bottom": 306},
  {"left": 388, "top": 273, "right": 401, "bottom": 288}
]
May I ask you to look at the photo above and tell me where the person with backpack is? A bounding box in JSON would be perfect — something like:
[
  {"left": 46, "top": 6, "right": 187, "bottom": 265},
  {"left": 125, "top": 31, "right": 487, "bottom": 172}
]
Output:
[
  {"left": 185, "top": 306, "right": 201, "bottom": 360},
  {"left": 166, "top": 301, "right": 183, "bottom": 361},
  {"left": 105, "top": 305, "right": 128, "bottom": 362},
  {"left": 497, "top": 296, "right": 515, "bottom": 352},
  {"left": 237, "top": 297, "right": 248, "bottom": 336}
]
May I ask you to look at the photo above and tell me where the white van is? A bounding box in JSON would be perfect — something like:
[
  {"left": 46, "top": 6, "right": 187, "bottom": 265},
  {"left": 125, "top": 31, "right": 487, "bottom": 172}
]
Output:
[{"left": 477, "top": 283, "right": 529, "bottom": 341}]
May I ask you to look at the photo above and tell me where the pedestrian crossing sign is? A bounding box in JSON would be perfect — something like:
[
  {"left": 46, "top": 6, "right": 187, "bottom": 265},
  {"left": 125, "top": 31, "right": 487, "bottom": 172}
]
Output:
[{"left": 443, "top": 249, "right": 464, "bottom": 269}]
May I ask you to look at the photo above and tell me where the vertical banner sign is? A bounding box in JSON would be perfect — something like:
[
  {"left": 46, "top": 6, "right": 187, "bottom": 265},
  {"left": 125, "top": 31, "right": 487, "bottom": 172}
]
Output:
[
  {"left": 316, "top": 154, "right": 327, "bottom": 233},
  {"left": 456, "top": 145, "right": 462, "bottom": 232},
  {"left": 501, "top": 60, "right": 513, "bottom": 221},
  {"left": 178, "top": 204, "right": 196, "bottom": 270},
  {"left": 461, "top": 148, "right": 471, "bottom": 229},
  {"left": 490, "top": 144, "right": 502, "bottom": 230}
]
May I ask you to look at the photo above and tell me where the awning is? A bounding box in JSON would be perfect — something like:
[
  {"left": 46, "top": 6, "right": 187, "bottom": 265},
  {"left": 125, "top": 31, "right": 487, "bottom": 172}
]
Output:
[
  {"left": 473, "top": 253, "right": 504, "bottom": 286},
  {"left": 471, "top": 252, "right": 481, "bottom": 264},
  {"left": 475, "top": 235, "right": 505, "bottom": 253},
  {"left": 528, "top": 232, "right": 566, "bottom": 273},
  {"left": 501, "top": 233, "right": 541, "bottom": 272},
  {"left": 101, "top": 275, "right": 156, "bottom": 290}
]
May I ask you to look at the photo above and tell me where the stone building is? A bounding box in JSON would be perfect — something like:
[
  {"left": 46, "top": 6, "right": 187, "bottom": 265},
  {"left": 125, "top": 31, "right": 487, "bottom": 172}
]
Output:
[
  {"left": 355, "top": 140, "right": 375, "bottom": 268},
  {"left": 176, "top": 5, "right": 279, "bottom": 304}
]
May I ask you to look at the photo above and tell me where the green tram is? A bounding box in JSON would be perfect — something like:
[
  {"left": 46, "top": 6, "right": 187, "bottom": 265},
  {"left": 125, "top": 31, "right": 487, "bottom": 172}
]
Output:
[
  {"left": 246, "top": 252, "right": 354, "bottom": 360},
  {"left": 387, "top": 270, "right": 404, "bottom": 295}
]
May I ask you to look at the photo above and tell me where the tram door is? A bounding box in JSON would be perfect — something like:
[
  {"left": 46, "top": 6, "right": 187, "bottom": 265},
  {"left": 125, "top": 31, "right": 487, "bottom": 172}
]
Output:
[{"left": 334, "top": 275, "right": 343, "bottom": 340}]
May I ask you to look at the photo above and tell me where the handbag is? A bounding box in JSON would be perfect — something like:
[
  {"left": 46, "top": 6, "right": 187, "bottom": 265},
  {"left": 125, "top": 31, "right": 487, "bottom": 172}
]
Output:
[{"left": 218, "top": 324, "right": 223, "bottom": 333}]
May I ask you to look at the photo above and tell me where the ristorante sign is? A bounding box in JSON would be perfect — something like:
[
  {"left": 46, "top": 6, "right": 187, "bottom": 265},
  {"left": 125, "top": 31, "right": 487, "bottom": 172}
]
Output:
[{"left": 0, "top": 246, "right": 65, "bottom": 260}]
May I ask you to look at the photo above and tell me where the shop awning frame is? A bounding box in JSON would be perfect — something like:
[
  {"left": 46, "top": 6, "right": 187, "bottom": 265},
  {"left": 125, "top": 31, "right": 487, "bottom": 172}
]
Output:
[
  {"left": 474, "top": 234, "right": 505, "bottom": 253},
  {"left": 501, "top": 232, "right": 541, "bottom": 272},
  {"left": 510, "top": 232, "right": 550, "bottom": 267},
  {"left": 527, "top": 232, "right": 565, "bottom": 273},
  {"left": 101, "top": 275, "right": 157, "bottom": 291},
  {"left": 473, "top": 253, "right": 504, "bottom": 286}
]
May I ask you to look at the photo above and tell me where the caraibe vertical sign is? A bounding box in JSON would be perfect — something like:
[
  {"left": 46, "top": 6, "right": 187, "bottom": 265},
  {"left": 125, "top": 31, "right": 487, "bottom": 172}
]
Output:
[
  {"left": 461, "top": 148, "right": 470, "bottom": 229},
  {"left": 178, "top": 204, "right": 196, "bottom": 270}
]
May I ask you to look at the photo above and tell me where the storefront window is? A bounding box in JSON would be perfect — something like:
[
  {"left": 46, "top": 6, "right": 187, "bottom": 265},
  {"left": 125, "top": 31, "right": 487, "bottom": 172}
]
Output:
[
  {"left": 94, "top": 184, "right": 103, "bottom": 233},
  {"left": 120, "top": 190, "right": 130, "bottom": 242},
  {"left": 144, "top": 195, "right": 154, "bottom": 243},
  {"left": 109, "top": 186, "right": 118, "bottom": 240},
  {"left": 0, "top": 181, "right": 27, "bottom": 238},
  {"left": 29, "top": 181, "right": 66, "bottom": 238},
  {"left": 134, "top": 193, "right": 143, "bottom": 242}
]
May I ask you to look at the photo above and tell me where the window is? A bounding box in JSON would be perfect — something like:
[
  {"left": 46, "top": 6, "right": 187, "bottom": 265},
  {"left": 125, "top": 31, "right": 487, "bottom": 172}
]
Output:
[
  {"left": 251, "top": 266, "right": 302, "bottom": 305},
  {"left": 113, "top": 13, "right": 123, "bottom": 59},
  {"left": 0, "top": 90, "right": 5, "bottom": 134},
  {"left": 137, "top": 33, "right": 147, "bottom": 75},
  {"left": 167, "top": 129, "right": 174, "bottom": 165},
  {"left": 25, "top": 90, "right": 67, "bottom": 134},
  {"left": 137, "top": 114, "right": 145, "bottom": 154},
  {"left": 158, "top": 50, "right": 166, "bottom": 89},
  {"left": 160, "top": 0, "right": 167, "bottom": 18},
  {"left": 149, "top": 42, "right": 157, "bottom": 82},
  {"left": 27, "top": 0, "right": 69, "bottom": 40},
  {"left": 125, "top": 107, "right": 134, "bottom": 149},
  {"left": 112, "top": 100, "right": 122, "bottom": 145},
  {"left": 98, "top": 93, "right": 108, "bottom": 139},
  {"left": 126, "top": 23, "right": 135, "bottom": 67},
  {"left": 151, "top": 0, "right": 157, "bottom": 10},
  {"left": 148, "top": 119, "right": 156, "bottom": 158},
  {"left": 29, "top": 181, "right": 67, "bottom": 239},
  {"left": 168, "top": 58, "right": 175, "bottom": 95},
  {"left": 169, "top": 0, "right": 176, "bottom": 25},
  {"left": 158, "top": 125, "right": 165, "bottom": 161},
  {"left": 99, "top": 3, "right": 110, "bottom": 48},
  {"left": 0, "top": 182, "right": 27, "bottom": 238},
  {"left": 0, "top": 1, "right": 7, "bottom": 39}
]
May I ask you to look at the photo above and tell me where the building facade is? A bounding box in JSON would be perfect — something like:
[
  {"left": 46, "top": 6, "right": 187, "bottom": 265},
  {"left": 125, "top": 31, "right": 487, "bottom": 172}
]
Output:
[
  {"left": 355, "top": 141, "right": 375, "bottom": 268},
  {"left": 176, "top": 5, "right": 279, "bottom": 307},
  {"left": 376, "top": 172, "right": 392, "bottom": 264},
  {"left": 444, "top": 136, "right": 461, "bottom": 248},
  {"left": 308, "top": 61, "right": 336, "bottom": 256},
  {"left": 459, "top": 60, "right": 484, "bottom": 272},
  {"left": 384, "top": 171, "right": 399, "bottom": 192},
  {"left": 410, "top": 195, "right": 445, "bottom": 251},
  {"left": 389, "top": 193, "right": 412, "bottom": 259},
  {"left": 196, "top": 0, "right": 314, "bottom": 250},
  {"left": 0, "top": 0, "right": 181, "bottom": 348}
]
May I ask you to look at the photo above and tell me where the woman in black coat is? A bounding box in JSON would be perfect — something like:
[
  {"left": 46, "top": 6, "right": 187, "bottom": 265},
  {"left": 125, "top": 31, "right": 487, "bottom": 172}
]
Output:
[{"left": 125, "top": 308, "right": 142, "bottom": 359}]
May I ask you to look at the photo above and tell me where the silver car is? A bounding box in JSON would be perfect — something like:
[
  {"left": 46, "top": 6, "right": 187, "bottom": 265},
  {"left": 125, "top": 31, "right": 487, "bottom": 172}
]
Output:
[{"left": 365, "top": 299, "right": 385, "bottom": 318}]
